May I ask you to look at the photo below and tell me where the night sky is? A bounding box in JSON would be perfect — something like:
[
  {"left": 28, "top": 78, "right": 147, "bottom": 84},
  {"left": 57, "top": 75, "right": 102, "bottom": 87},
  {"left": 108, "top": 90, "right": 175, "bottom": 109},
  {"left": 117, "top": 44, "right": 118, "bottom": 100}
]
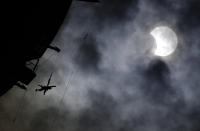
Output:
[{"left": 1, "top": 0, "right": 200, "bottom": 130}]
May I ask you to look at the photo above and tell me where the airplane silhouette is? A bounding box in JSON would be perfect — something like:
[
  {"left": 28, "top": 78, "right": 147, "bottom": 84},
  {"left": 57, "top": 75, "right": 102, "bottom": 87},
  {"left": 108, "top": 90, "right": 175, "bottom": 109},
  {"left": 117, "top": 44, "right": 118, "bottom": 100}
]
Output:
[{"left": 35, "top": 73, "right": 56, "bottom": 95}]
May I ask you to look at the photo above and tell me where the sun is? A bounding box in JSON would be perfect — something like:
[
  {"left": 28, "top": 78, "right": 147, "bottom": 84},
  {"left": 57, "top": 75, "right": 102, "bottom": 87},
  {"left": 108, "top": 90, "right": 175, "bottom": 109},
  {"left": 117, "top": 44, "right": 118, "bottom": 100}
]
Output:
[{"left": 150, "top": 26, "right": 178, "bottom": 57}]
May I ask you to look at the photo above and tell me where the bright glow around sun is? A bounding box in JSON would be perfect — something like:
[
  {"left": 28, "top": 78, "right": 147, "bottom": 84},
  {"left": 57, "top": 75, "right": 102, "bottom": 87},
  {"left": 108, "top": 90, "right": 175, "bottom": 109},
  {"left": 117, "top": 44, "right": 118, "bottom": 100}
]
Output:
[{"left": 150, "top": 26, "right": 178, "bottom": 57}]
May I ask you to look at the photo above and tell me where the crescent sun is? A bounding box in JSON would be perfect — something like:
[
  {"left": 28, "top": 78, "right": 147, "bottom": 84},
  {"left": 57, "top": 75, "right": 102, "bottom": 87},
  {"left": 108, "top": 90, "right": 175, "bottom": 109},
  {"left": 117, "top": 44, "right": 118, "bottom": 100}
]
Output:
[{"left": 150, "top": 26, "right": 178, "bottom": 57}]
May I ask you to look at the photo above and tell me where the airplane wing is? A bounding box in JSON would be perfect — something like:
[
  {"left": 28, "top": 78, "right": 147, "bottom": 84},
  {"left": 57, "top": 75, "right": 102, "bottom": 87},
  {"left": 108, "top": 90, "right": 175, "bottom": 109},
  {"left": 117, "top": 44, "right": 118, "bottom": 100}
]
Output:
[{"left": 47, "top": 73, "right": 53, "bottom": 86}]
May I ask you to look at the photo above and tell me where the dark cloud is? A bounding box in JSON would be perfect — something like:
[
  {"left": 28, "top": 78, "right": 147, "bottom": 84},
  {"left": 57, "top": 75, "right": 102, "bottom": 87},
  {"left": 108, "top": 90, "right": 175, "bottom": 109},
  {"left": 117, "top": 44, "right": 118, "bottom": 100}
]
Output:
[
  {"left": 94, "top": 0, "right": 139, "bottom": 29},
  {"left": 177, "top": 0, "right": 200, "bottom": 32},
  {"left": 185, "top": 106, "right": 200, "bottom": 131},
  {"left": 144, "top": 59, "right": 170, "bottom": 82},
  {"left": 27, "top": 106, "right": 71, "bottom": 131},
  {"left": 74, "top": 35, "right": 101, "bottom": 72},
  {"left": 27, "top": 90, "right": 116, "bottom": 131},
  {"left": 76, "top": 90, "right": 117, "bottom": 131},
  {"left": 149, "top": 0, "right": 187, "bottom": 11},
  {"left": 28, "top": 88, "right": 200, "bottom": 131},
  {"left": 140, "top": 59, "right": 175, "bottom": 105}
]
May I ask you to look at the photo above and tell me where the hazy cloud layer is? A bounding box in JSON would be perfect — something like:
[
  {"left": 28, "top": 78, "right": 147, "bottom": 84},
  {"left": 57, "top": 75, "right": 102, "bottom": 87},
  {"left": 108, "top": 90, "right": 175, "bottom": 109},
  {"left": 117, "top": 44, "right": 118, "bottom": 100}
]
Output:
[{"left": 1, "top": 0, "right": 200, "bottom": 131}]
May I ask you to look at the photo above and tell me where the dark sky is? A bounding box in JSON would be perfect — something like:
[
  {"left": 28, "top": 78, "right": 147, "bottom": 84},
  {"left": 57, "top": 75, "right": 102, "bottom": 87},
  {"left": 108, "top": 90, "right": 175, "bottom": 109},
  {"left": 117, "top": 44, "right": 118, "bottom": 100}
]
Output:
[{"left": 1, "top": 0, "right": 200, "bottom": 131}]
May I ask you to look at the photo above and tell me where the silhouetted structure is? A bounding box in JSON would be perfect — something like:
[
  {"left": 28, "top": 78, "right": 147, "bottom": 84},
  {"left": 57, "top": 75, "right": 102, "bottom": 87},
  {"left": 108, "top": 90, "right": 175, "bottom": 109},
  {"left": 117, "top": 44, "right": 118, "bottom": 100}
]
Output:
[
  {"left": 35, "top": 73, "right": 56, "bottom": 95},
  {"left": 48, "top": 45, "right": 61, "bottom": 53},
  {"left": 15, "top": 81, "right": 27, "bottom": 90},
  {"left": 2, "top": 0, "right": 100, "bottom": 96}
]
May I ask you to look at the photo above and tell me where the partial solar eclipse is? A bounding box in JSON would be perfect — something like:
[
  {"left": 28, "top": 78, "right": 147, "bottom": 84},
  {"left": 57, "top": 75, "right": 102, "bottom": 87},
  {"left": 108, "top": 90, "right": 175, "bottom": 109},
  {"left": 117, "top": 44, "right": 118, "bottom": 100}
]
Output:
[{"left": 150, "top": 26, "right": 178, "bottom": 57}]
